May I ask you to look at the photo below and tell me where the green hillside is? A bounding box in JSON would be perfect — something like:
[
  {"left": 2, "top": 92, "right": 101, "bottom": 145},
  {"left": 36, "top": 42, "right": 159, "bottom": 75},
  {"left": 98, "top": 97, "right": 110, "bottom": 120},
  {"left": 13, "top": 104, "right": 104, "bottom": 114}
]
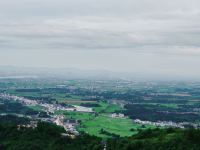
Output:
[{"left": 107, "top": 128, "right": 200, "bottom": 150}]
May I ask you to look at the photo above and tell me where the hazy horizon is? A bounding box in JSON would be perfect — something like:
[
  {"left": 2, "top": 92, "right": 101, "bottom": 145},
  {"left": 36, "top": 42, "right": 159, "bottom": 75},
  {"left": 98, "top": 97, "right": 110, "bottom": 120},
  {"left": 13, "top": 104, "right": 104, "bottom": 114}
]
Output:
[{"left": 0, "top": 0, "right": 200, "bottom": 80}]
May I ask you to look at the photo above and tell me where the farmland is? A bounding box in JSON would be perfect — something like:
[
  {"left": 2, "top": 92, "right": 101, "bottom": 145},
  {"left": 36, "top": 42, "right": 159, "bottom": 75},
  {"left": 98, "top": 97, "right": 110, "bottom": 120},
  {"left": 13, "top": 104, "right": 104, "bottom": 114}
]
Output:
[
  {"left": 1, "top": 78, "right": 200, "bottom": 138},
  {"left": 78, "top": 115, "right": 154, "bottom": 138}
]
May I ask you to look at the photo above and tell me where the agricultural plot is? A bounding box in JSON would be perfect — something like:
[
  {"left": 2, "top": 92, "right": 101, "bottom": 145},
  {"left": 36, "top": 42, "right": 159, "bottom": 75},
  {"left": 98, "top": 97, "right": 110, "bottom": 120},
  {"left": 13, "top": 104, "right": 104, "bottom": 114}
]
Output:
[
  {"left": 93, "top": 102, "right": 122, "bottom": 113},
  {"left": 27, "top": 105, "right": 45, "bottom": 112},
  {"left": 3, "top": 79, "right": 200, "bottom": 138},
  {"left": 78, "top": 115, "right": 154, "bottom": 138}
]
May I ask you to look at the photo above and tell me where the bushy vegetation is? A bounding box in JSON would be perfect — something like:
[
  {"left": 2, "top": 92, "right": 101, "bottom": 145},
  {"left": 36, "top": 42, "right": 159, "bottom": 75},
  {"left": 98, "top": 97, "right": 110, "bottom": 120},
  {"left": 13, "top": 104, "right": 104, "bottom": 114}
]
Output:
[
  {"left": 1, "top": 121, "right": 200, "bottom": 150},
  {"left": 124, "top": 104, "right": 200, "bottom": 122},
  {"left": 0, "top": 115, "right": 30, "bottom": 125},
  {"left": 0, "top": 99, "right": 38, "bottom": 115},
  {"left": 107, "top": 128, "right": 200, "bottom": 150},
  {"left": 0, "top": 122, "right": 103, "bottom": 150}
]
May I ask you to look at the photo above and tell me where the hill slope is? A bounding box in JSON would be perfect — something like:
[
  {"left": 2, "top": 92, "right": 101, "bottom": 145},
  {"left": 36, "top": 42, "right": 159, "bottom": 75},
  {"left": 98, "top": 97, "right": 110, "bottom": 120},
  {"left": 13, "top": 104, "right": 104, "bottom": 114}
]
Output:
[{"left": 107, "top": 128, "right": 200, "bottom": 150}]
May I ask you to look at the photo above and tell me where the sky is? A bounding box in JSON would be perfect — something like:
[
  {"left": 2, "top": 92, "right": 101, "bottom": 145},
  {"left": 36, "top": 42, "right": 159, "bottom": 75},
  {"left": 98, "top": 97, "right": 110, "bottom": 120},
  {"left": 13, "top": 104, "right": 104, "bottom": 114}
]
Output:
[{"left": 0, "top": 0, "right": 200, "bottom": 79}]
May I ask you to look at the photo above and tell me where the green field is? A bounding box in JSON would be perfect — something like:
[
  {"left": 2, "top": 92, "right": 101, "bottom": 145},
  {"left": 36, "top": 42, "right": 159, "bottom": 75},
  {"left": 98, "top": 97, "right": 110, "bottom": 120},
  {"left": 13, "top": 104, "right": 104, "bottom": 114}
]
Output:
[
  {"left": 159, "top": 103, "right": 179, "bottom": 108},
  {"left": 78, "top": 115, "right": 154, "bottom": 138},
  {"left": 60, "top": 111, "right": 95, "bottom": 121},
  {"left": 93, "top": 102, "right": 122, "bottom": 113},
  {"left": 56, "top": 110, "right": 154, "bottom": 138},
  {"left": 27, "top": 105, "right": 45, "bottom": 112}
]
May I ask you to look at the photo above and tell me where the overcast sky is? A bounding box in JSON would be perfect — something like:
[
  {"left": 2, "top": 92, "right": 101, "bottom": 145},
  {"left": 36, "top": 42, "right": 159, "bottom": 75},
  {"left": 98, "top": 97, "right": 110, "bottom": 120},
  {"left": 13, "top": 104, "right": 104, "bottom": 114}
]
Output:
[{"left": 0, "top": 0, "right": 200, "bottom": 79}]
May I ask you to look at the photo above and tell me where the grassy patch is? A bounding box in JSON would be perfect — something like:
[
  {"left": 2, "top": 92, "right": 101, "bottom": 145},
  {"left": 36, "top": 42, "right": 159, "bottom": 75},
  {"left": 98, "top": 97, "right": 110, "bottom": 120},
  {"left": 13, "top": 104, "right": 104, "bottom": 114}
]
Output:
[
  {"left": 64, "top": 111, "right": 95, "bottom": 121},
  {"left": 93, "top": 102, "right": 121, "bottom": 113},
  {"left": 55, "top": 110, "right": 155, "bottom": 138},
  {"left": 27, "top": 105, "right": 45, "bottom": 112},
  {"left": 159, "top": 104, "right": 179, "bottom": 109},
  {"left": 55, "top": 111, "right": 95, "bottom": 121},
  {"left": 78, "top": 115, "right": 153, "bottom": 138}
]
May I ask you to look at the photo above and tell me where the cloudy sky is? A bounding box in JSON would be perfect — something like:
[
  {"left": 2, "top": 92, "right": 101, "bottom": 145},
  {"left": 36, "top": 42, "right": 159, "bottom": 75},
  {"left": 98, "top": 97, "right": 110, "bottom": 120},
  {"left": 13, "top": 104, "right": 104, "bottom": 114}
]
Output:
[{"left": 0, "top": 0, "right": 200, "bottom": 79}]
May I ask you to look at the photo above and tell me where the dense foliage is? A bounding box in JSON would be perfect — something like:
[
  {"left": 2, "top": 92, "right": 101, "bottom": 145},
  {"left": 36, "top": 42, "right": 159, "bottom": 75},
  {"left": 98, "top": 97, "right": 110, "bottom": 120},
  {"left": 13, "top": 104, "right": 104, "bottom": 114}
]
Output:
[
  {"left": 1, "top": 116, "right": 200, "bottom": 150},
  {"left": 107, "top": 128, "right": 200, "bottom": 150},
  {"left": 0, "top": 122, "right": 103, "bottom": 150},
  {"left": 124, "top": 104, "right": 200, "bottom": 122},
  {"left": 0, "top": 99, "right": 38, "bottom": 115},
  {"left": 0, "top": 115, "right": 30, "bottom": 125}
]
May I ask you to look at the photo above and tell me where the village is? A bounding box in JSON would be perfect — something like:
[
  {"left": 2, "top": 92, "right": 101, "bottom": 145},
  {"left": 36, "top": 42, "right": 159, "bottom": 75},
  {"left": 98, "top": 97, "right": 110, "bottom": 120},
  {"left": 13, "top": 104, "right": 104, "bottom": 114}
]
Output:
[
  {"left": 1, "top": 92, "right": 199, "bottom": 137},
  {"left": 0, "top": 93, "right": 93, "bottom": 135}
]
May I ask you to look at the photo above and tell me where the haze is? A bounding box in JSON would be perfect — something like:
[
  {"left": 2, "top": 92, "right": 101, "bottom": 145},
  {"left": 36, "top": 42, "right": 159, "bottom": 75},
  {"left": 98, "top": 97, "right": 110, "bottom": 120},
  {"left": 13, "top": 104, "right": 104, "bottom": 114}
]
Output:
[{"left": 0, "top": 0, "right": 200, "bottom": 80}]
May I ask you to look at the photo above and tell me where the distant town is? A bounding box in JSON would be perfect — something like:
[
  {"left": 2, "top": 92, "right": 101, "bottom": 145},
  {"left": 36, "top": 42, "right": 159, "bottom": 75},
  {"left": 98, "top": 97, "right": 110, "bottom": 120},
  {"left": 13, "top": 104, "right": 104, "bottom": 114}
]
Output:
[{"left": 1, "top": 91, "right": 199, "bottom": 138}]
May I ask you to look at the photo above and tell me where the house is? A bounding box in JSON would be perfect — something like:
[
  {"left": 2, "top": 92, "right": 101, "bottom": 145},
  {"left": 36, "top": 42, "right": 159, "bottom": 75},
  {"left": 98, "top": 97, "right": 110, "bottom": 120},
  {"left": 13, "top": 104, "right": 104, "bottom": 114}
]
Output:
[{"left": 111, "top": 113, "right": 125, "bottom": 118}]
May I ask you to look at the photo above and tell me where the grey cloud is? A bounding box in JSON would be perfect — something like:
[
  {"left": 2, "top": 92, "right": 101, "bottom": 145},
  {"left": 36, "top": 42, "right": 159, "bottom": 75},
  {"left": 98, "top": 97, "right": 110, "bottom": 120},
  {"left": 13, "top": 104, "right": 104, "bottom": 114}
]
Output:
[
  {"left": 0, "top": 0, "right": 199, "bottom": 52},
  {"left": 0, "top": 0, "right": 200, "bottom": 79},
  {"left": 0, "top": 14, "right": 200, "bottom": 53},
  {"left": 0, "top": 0, "right": 200, "bottom": 17}
]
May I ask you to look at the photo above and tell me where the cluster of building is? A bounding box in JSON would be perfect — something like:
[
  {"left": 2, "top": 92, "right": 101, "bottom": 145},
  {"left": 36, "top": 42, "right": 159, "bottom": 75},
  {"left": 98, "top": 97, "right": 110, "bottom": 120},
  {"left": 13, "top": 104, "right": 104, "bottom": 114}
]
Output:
[
  {"left": 134, "top": 119, "right": 184, "bottom": 128},
  {"left": 53, "top": 115, "right": 79, "bottom": 135},
  {"left": 134, "top": 119, "right": 200, "bottom": 129},
  {"left": 111, "top": 113, "right": 126, "bottom": 118},
  {"left": 0, "top": 93, "right": 93, "bottom": 113},
  {"left": 0, "top": 93, "right": 94, "bottom": 135},
  {"left": 73, "top": 105, "right": 93, "bottom": 113},
  {"left": 0, "top": 93, "right": 38, "bottom": 105}
]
